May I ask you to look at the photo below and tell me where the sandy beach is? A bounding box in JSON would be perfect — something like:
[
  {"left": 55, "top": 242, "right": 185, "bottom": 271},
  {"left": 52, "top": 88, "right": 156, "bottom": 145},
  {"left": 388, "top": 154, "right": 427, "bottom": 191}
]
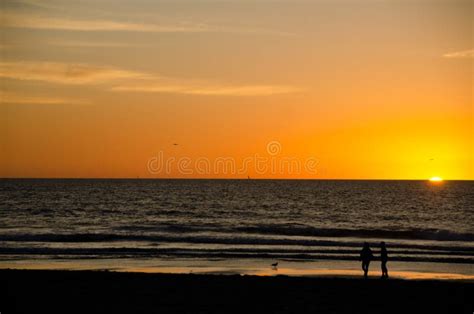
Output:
[{"left": 3, "top": 269, "right": 473, "bottom": 314}]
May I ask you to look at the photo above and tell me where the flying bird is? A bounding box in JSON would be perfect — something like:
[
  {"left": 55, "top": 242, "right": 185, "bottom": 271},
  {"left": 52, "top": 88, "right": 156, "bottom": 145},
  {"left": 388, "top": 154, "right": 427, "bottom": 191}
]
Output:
[{"left": 271, "top": 262, "right": 278, "bottom": 269}]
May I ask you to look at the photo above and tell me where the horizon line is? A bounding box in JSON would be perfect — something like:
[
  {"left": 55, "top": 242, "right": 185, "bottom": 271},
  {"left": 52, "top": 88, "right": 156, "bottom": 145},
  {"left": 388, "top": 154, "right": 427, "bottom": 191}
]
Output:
[{"left": 0, "top": 177, "right": 472, "bottom": 181}]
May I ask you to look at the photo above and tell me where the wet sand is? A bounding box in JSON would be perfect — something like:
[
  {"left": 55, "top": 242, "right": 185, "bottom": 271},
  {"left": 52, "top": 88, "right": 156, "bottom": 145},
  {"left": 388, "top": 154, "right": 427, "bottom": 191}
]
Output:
[
  {"left": 3, "top": 257, "right": 473, "bottom": 280},
  {"left": 2, "top": 269, "right": 473, "bottom": 314}
]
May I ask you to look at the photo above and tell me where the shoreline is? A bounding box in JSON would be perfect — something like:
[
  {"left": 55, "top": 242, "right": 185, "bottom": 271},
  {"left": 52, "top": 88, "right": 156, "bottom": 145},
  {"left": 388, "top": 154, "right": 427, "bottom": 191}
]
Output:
[
  {"left": 3, "top": 269, "right": 473, "bottom": 314},
  {"left": 2, "top": 257, "right": 473, "bottom": 281},
  {"left": 2, "top": 267, "right": 474, "bottom": 282}
]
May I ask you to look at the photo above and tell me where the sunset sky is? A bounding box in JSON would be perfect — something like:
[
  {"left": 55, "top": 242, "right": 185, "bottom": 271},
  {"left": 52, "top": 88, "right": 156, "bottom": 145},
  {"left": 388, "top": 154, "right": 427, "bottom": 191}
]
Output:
[{"left": 1, "top": 0, "right": 472, "bottom": 179}]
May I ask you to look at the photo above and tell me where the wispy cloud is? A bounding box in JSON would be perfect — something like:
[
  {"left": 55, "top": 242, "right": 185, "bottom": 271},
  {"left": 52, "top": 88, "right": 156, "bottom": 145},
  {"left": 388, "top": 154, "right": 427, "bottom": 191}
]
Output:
[
  {"left": 11, "top": 0, "right": 71, "bottom": 11},
  {"left": 1, "top": 40, "right": 137, "bottom": 50},
  {"left": 0, "top": 91, "right": 88, "bottom": 105},
  {"left": 443, "top": 49, "right": 474, "bottom": 59},
  {"left": 1, "top": 12, "right": 292, "bottom": 36},
  {"left": 0, "top": 61, "right": 302, "bottom": 97},
  {"left": 1, "top": 12, "right": 211, "bottom": 33},
  {"left": 48, "top": 40, "right": 142, "bottom": 48},
  {"left": 0, "top": 61, "right": 146, "bottom": 85},
  {"left": 112, "top": 83, "right": 302, "bottom": 96}
]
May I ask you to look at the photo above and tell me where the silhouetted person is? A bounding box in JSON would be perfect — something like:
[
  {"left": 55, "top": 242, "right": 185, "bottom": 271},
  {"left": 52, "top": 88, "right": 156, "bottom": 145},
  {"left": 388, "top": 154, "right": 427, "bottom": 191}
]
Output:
[
  {"left": 360, "top": 242, "right": 373, "bottom": 279},
  {"left": 380, "top": 241, "right": 389, "bottom": 279}
]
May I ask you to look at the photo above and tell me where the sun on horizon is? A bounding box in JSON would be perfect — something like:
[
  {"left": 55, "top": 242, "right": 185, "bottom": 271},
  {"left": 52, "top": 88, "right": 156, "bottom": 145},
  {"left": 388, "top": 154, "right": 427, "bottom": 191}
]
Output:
[{"left": 429, "top": 177, "right": 444, "bottom": 182}]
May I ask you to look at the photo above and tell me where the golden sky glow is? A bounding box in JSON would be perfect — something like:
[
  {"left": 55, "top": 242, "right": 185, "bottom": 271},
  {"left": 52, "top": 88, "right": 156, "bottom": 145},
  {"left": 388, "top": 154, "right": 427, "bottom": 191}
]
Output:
[{"left": 1, "top": 0, "right": 472, "bottom": 179}]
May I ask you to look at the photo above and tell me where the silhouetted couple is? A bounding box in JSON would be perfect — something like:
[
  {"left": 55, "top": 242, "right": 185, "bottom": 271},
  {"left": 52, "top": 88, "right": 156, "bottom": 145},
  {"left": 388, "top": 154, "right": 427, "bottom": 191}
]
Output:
[{"left": 360, "top": 242, "right": 388, "bottom": 279}]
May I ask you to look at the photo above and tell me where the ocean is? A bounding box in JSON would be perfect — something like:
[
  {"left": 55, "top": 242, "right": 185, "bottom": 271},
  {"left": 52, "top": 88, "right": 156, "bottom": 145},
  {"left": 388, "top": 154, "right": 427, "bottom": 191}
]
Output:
[{"left": 1, "top": 179, "right": 473, "bottom": 278}]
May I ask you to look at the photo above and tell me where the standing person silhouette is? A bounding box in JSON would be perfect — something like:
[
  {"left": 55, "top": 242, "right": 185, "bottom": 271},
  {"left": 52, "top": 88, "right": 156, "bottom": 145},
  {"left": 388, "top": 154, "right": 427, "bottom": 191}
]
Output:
[
  {"left": 360, "top": 242, "right": 373, "bottom": 279},
  {"left": 380, "top": 242, "right": 389, "bottom": 279}
]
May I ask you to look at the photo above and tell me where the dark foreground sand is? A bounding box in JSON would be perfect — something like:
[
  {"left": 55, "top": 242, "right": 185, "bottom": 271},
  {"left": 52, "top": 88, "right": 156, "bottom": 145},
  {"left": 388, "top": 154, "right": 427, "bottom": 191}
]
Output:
[{"left": 2, "top": 269, "right": 473, "bottom": 314}]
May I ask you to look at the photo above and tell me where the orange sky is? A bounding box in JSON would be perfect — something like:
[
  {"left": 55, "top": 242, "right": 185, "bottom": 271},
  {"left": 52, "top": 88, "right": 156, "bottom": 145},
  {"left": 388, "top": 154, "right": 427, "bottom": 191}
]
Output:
[{"left": 1, "top": 0, "right": 472, "bottom": 179}]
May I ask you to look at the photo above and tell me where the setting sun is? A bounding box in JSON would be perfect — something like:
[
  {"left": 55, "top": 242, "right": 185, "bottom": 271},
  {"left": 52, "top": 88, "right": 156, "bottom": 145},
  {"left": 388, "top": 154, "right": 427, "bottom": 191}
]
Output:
[{"left": 429, "top": 177, "right": 444, "bottom": 182}]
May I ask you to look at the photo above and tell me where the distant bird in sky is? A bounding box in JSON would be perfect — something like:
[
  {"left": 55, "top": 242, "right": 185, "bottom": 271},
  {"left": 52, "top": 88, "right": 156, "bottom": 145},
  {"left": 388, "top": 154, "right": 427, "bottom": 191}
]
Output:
[
  {"left": 173, "top": 143, "right": 179, "bottom": 146},
  {"left": 271, "top": 262, "right": 278, "bottom": 269}
]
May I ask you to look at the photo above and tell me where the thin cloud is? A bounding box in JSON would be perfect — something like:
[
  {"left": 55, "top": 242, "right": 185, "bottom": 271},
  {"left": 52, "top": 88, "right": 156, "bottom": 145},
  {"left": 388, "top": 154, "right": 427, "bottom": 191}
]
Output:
[
  {"left": 48, "top": 40, "right": 143, "bottom": 48},
  {"left": 1, "top": 12, "right": 211, "bottom": 33},
  {"left": 12, "top": 0, "right": 70, "bottom": 11},
  {"left": 1, "top": 40, "right": 138, "bottom": 50},
  {"left": 0, "top": 61, "right": 146, "bottom": 84},
  {"left": 1, "top": 12, "right": 292, "bottom": 36},
  {"left": 0, "top": 91, "right": 88, "bottom": 105},
  {"left": 0, "top": 61, "right": 302, "bottom": 96},
  {"left": 443, "top": 49, "right": 474, "bottom": 59},
  {"left": 112, "top": 84, "right": 302, "bottom": 96}
]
